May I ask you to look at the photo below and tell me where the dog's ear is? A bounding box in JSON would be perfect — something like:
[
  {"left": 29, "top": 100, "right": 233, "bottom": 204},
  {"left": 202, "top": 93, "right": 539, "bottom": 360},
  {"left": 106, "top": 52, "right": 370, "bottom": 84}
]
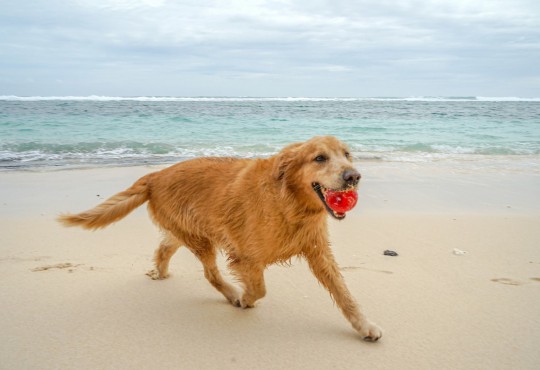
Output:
[{"left": 272, "top": 142, "right": 303, "bottom": 181}]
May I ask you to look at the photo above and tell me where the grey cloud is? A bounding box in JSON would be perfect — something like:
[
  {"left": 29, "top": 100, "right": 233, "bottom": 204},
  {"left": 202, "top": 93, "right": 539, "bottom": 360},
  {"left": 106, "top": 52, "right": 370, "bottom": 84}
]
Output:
[{"left": 1, "top": 0, "right": 539, "bottom": 97}]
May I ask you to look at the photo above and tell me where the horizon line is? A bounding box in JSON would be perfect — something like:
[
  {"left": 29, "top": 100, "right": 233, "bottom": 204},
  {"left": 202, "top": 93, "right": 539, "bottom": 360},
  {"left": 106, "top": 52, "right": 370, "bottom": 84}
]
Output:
[{"left": 2, "top": 95, "right": 540, "bottom": 102}]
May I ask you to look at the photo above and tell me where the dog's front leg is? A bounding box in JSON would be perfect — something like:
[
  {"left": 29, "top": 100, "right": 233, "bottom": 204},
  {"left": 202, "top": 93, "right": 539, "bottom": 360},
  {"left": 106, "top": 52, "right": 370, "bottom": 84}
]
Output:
[
  {"left": 303, "top": 246, "right": 382, "bottom": 342},
  {"left": 229, "top": 260, "right": 267, "bottom": 308}
]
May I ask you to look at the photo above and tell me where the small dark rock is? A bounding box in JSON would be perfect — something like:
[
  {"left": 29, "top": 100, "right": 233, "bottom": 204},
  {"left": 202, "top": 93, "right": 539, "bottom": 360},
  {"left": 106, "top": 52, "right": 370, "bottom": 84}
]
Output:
[{"left": 384, "top": 250, "right": 398, "bottom": 257}]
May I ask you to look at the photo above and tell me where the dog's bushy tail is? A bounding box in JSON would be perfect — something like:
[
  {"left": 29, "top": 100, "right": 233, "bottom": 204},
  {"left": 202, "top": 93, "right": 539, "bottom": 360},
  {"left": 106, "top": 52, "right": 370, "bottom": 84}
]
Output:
[{"left": 57, "top": 174, "right": 151, "bottom": 230}]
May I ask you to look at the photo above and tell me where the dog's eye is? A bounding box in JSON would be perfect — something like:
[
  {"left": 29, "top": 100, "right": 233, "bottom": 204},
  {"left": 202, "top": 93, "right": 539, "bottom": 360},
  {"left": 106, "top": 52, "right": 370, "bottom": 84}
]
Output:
[
  {"left": 314, "top": 155, "right": 328, "bottom": 163},
  {"left": 344, "top": 151, "right": 351, "bottom": 159}
]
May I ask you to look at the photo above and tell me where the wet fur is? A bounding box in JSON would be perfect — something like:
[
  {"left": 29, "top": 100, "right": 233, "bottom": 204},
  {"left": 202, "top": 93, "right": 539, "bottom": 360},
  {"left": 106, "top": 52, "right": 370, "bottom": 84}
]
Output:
[{"left": 58, "top": 136, "right": 382, "bottom": 341}]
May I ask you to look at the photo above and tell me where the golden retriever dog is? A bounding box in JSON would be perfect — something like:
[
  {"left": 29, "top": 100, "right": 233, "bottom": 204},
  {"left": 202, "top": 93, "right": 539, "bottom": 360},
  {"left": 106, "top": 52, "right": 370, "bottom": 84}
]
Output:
[{"left": 58, "top": 136, "right": 382, "bottom": 341}]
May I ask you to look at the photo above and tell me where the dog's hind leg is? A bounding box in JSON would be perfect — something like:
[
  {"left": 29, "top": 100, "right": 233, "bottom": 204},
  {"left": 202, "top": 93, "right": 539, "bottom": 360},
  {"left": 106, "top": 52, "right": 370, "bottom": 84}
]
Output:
[
  {"left": 147, "top": 231, "right": 182, "bottom": 280},
  {"left": 187, "top": 240, "right": 240, "bottom": 306}
]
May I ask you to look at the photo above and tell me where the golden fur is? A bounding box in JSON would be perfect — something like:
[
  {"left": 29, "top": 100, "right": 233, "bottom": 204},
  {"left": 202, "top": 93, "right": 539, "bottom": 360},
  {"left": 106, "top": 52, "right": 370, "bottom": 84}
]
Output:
[{"left": 58, "top": 136, "right": 382, "bottom": 341}]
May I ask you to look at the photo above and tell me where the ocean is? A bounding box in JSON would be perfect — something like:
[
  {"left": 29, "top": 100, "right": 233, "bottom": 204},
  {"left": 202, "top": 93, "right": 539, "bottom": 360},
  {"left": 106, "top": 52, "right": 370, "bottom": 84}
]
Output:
[{"left": 1, "top": 96, "right": 539, "bottom": 171}]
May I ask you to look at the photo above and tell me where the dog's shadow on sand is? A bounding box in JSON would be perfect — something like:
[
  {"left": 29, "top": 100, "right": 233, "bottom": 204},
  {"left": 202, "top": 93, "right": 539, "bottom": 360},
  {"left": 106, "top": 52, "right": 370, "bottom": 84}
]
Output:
[{"left": 30, "top": 263, "right": 378, "bottom": 345}]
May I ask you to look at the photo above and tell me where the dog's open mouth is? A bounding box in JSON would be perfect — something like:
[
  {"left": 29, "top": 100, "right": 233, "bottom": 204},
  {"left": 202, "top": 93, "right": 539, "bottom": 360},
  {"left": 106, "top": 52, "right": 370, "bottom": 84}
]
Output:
[{"left": 312, "top": 183, "right": 358, "bottom": 220}]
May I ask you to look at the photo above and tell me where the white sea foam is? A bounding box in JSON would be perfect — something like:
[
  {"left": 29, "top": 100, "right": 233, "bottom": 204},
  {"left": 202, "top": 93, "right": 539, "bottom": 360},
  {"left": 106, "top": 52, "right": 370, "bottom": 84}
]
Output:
[{"left": 476, "top": 96, "right": 540, "bottom": 102}]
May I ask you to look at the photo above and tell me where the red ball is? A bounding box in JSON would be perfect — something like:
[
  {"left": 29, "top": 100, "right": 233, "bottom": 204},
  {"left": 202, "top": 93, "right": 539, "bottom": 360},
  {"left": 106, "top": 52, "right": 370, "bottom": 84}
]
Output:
[{"left": 325, "top": 190, "right": 358, "bottom": 213}]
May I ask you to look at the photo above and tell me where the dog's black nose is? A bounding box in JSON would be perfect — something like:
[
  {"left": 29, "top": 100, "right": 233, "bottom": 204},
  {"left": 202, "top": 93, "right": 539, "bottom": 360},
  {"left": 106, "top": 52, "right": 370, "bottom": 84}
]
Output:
[{"left": 343, "top": 169, "right": 361, "bottom": 186}]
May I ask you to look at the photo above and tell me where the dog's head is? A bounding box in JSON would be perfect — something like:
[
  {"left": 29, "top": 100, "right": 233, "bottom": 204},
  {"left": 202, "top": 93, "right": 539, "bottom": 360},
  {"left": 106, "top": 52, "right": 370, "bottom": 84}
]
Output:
[{"left": 273, "top": 136, "right": 360, "bottom": 220}]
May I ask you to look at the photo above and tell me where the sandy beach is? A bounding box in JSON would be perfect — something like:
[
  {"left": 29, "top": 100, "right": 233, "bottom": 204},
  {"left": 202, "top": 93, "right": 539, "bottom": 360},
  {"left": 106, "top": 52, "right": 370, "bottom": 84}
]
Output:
[{"left": 1, "top": 160, "right": 539, "bottom": 369}]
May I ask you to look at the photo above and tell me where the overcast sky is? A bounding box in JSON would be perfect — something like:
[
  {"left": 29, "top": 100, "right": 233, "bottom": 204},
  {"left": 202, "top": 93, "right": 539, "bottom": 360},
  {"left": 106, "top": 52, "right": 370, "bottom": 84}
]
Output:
[{"left": 1, "top": 0, "right": 539, "bottom": 97}]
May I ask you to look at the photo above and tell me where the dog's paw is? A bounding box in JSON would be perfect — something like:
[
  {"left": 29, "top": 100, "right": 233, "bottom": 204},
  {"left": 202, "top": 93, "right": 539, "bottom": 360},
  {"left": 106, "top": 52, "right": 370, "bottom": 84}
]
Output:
[
  {"left": 232, "top": 296, "right": 255, "bottom": 309},
  {"left": 357, "top": 320, "right": 383, "bottom": 342},
  {"left": 146, "top": 269, "right": 168, "bottom": 280}
]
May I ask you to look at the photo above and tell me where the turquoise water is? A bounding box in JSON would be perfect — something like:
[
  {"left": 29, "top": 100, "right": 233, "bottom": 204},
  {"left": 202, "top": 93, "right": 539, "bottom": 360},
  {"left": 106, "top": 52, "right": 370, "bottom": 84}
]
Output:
[{"left": 1, "top": 96, "right": 539, "bottom": 170}]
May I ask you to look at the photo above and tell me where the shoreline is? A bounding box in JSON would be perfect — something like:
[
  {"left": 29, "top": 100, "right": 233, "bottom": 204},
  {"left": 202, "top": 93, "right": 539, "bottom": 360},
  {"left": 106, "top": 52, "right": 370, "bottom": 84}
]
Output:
[
  {"left": 1, "top": 160, "right": 539, "bottom": 369},
  {"left": 2, "top": 152, "right": 540, "bottom": 175}
]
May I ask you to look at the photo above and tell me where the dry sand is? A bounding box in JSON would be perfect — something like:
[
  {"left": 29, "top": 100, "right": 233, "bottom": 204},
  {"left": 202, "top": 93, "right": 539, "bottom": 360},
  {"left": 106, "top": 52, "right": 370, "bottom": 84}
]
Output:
[{"left": 1, "top": 161, "right": 539, "bottom": 369}]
